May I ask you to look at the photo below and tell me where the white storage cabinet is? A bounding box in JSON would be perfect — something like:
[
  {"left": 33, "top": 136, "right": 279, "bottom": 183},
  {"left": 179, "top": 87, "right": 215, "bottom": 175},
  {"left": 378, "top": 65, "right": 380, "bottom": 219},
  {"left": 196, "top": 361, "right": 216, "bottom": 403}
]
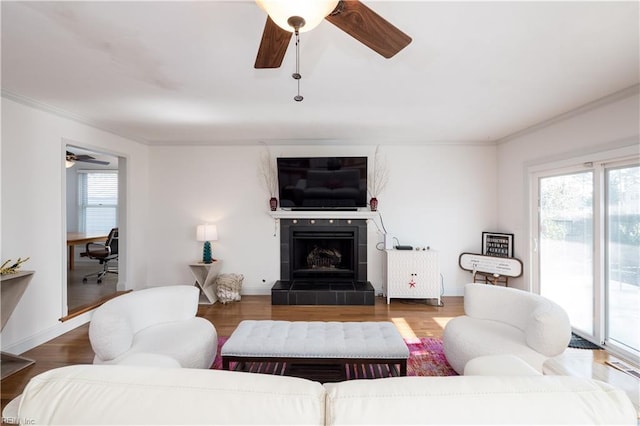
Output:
[{"left": 385, "top": 250, "right": 440, "bottom": 304}]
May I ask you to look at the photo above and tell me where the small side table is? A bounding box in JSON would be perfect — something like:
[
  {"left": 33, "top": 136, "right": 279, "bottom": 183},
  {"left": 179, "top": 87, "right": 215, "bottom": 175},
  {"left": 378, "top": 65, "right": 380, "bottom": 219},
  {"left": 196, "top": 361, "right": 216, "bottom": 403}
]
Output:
[{"left": 188, "top": 261, "right": 222, "bottom": 304}]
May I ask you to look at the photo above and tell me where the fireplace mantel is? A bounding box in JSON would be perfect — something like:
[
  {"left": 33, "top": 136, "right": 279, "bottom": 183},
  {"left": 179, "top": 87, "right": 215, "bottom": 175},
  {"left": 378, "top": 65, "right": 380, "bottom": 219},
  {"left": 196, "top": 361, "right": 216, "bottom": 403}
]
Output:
[{"left": 269, "top": 210, "right": 378, "bottom": 220}]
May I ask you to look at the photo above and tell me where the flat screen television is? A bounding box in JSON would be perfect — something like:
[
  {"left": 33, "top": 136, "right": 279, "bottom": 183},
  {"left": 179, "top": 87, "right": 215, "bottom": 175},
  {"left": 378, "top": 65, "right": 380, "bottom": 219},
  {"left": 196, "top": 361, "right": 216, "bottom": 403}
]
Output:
[{"left": 277, "top": 157, "right": 368, "bottom": 210}]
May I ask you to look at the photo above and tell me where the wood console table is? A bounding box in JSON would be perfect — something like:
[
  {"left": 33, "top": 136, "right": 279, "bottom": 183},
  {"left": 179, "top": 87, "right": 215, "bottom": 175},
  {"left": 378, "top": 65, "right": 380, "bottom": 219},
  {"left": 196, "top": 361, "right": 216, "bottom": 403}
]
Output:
[
  {"left": 458, "top": 252, "right": 523, "bottom": 287},
  {"left": 1, "top": 270, "right": 36, "bottom": 379}
]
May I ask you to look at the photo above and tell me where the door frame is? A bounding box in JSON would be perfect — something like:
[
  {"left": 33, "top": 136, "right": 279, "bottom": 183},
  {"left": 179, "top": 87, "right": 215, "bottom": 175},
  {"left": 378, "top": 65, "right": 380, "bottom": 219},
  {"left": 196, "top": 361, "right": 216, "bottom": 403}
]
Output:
[
  {"left": 527, "top": 144, "right": 639, "bottom": 355},
  {"left": 61, "top": 140, "right": 127, "bottom": 317}
]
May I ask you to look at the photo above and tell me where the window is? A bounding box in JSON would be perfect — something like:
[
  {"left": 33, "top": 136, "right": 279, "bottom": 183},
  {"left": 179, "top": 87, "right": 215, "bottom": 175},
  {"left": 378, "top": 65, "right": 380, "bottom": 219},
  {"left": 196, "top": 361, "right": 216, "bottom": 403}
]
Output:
[
  {"left": 531, "top": 153, "right": 639, "bottom": 360},
  {"left": 78, "top": 171, "right": 118, "bottom": 234}
]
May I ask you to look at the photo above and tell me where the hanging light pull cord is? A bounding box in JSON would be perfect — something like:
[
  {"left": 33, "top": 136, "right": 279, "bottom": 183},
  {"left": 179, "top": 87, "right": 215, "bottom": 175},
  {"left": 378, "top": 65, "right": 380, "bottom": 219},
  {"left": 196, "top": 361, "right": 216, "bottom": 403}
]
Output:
[{"left": 292, "top": 28, "right": 303, "bottom": 102}]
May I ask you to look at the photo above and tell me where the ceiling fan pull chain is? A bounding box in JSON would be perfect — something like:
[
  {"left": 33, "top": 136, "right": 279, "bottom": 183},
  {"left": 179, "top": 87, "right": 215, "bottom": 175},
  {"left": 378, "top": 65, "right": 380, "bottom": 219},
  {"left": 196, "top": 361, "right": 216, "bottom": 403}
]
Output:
[{"left": 292, "top": 28, "right": 303, "bottom": 102}]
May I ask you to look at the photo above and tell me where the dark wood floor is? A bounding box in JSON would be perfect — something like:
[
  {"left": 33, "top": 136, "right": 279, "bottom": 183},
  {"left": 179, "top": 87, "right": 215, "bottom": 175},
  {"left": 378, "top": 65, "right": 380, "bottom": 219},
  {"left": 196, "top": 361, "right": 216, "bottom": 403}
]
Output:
[
  {"left": 67, "top": 263, "right": 118, "bottom": 312},
  {"left": 0, "top": 295, "right": 461, "bottom": 412}
]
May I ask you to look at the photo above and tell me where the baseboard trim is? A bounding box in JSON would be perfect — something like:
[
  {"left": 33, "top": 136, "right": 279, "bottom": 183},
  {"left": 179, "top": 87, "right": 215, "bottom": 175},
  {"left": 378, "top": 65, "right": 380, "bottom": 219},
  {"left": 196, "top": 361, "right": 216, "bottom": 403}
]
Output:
[
  {"left": 240, "top": 286, "right": 271, "bottom": 296},
  {"left": 3, "top": 312, "right": 93, "bottom": 355},
  {"left": 60, "top": 290, "right": 131, "bottom": 322}
]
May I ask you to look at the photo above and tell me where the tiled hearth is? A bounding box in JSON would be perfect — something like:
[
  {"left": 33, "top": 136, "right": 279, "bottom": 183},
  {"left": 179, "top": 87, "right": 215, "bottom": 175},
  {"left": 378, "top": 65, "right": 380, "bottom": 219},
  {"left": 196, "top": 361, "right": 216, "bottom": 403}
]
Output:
[
  {"left": 271, "top": 215, "right": 374, "bottom": 305},
  {"left": 271, "top": 281, "right": 375, "bottom": 305}
]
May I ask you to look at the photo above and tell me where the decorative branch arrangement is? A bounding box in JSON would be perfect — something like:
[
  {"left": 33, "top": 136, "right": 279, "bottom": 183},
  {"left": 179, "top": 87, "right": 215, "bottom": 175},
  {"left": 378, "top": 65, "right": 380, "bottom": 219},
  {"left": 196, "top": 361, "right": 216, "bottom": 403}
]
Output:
[
  {"left": 1, "top": 257, "right": 30, "bottom": 275},
  {"left": 368, "top": 145, "right": 389, "bottom": 198},
  {"left": 258, "top": 143, "right": 278, "bottom": 198}
]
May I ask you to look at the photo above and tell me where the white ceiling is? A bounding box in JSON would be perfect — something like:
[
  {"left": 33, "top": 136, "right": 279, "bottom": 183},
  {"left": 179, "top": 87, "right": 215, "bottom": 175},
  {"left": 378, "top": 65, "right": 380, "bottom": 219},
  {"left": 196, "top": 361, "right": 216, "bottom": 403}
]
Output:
[{"left": 2, "top": 1, "right": 638, "bottom": 146}]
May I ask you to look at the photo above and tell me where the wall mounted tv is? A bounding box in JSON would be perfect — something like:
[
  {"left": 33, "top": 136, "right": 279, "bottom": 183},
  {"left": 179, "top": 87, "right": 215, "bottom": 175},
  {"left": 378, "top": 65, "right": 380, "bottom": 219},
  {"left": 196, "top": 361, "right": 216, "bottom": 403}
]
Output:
[{"left": 277, "top": 157, "right": 368, "bottom": 210}]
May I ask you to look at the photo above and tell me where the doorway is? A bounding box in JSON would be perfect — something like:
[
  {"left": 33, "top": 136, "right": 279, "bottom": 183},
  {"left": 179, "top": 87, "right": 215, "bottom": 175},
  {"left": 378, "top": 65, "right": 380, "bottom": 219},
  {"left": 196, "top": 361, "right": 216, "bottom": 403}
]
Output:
[{"left": 65, "top": 146, "right": 121, "bottom": 314}]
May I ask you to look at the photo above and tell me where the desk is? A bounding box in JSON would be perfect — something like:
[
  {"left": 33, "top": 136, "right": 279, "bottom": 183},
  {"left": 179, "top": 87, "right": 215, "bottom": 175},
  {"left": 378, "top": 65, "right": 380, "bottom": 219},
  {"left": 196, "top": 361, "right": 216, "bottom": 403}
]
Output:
[{"left": 67, "top": 232, "right": 107, "bottom": 270}]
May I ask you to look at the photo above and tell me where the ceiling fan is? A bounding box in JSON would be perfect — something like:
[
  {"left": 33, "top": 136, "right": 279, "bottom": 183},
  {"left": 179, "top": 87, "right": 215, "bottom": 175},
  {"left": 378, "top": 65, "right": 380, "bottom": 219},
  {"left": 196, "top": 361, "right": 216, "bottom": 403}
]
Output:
[
  {"left": 254, "top": 0, "right": 412, "bottom": 69},
  {"left": 66, "top": 151, "right": 110, "bottom": 168}
]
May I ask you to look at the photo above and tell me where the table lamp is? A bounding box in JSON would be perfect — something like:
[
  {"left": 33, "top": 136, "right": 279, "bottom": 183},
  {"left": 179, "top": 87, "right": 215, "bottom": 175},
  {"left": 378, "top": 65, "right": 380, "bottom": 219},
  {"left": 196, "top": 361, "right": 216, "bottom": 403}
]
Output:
[{"left": 196, "top": 224, "right": 218, "bottom": 264}]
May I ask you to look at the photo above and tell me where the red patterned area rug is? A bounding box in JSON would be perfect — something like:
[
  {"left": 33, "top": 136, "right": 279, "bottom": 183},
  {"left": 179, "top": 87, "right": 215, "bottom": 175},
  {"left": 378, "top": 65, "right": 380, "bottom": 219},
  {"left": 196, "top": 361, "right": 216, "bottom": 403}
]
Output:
[{"left": 212, "top": 336, "right": 457, "bottom": 377}]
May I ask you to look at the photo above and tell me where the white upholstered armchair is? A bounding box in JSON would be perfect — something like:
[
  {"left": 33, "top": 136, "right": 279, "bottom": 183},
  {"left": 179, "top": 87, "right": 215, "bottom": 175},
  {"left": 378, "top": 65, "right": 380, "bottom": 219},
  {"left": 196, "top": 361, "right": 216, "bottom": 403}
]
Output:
[
  {"left": 89, "top": 285, "right": 217, "bottom": 369},
  {"left": 443, "top": 283, "right": 571, "bottom": 374}
]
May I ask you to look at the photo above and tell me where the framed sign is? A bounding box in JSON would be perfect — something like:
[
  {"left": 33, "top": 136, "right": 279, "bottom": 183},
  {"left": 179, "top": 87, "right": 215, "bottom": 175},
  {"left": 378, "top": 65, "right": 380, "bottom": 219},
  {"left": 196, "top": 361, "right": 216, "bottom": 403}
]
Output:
[{"left": 482, "top": 232, "right": 513, "bottom": 258}]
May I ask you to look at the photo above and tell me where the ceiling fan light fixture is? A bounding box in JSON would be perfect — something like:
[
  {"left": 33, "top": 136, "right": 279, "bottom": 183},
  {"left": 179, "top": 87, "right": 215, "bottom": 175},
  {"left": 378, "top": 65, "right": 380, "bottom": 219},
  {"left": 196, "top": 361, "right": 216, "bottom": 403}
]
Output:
[{"left": 256, "top": 0, "right": 339, "bottom": 33}]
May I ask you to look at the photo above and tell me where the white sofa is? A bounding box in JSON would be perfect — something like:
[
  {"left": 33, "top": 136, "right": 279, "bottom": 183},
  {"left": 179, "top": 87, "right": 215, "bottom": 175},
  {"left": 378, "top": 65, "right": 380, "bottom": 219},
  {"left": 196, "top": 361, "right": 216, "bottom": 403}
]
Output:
[
  {"left": 3, "top": 364, "right": 635, "bottom": 425},
  {"left": 443, "top": 283, "right": 571, "bottom": 374},
  {"left": 89, "top": 285, "right": 217, "bottom": 368}
]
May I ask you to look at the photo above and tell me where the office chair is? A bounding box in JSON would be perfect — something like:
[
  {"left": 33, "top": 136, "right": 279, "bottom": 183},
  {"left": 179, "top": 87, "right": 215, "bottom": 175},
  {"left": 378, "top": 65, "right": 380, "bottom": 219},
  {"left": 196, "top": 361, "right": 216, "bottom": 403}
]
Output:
[{"left": 82, "top": 228, "right": 119, "bottom": 284}]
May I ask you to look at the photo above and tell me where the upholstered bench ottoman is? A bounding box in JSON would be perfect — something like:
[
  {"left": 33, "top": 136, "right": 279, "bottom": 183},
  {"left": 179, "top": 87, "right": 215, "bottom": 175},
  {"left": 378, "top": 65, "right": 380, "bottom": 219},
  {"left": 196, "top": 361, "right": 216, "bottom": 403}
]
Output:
[{"left": 221, "top": 320, "right": 409, "bottom": 382}]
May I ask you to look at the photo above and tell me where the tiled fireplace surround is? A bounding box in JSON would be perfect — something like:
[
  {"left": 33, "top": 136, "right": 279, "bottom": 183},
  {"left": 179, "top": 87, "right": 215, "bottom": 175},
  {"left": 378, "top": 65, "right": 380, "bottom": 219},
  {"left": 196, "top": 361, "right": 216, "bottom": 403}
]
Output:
[{"left": 271, "top": 215, "right": 375, "bottom": 305}]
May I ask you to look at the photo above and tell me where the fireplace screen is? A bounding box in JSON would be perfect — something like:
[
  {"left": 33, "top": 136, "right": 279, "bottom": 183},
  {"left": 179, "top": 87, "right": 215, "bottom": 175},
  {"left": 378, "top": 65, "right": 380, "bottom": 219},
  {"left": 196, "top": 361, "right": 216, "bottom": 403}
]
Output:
[
  {"left": 291, "top": 230, "right": 355, "bottom": 282},
  {"left": 307, "top": 246, "right": 342, "bottom": 269}
]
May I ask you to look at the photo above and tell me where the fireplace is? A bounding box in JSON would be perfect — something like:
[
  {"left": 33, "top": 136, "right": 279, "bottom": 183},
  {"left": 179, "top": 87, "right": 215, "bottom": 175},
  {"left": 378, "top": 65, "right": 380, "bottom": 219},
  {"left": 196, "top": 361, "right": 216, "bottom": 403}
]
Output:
[{"left": 272, "top": 218, "right": 374, "bottom": 305}]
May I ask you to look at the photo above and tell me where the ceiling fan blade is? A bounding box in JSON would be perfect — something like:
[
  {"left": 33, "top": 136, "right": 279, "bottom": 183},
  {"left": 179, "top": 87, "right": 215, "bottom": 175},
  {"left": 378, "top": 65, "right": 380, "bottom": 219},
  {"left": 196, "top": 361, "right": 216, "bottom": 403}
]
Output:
[
  {"left": 75, "top": 154, "right": 96, "bottom": 161},
  {"left": 326, "top": 1, "right": 411, "bottom": 59},
  {"left": 77, "top": 158, "right": 110, "bottom": 166},
  {"left": 255, "top": 16, "right": 293, "bottom": 69}
]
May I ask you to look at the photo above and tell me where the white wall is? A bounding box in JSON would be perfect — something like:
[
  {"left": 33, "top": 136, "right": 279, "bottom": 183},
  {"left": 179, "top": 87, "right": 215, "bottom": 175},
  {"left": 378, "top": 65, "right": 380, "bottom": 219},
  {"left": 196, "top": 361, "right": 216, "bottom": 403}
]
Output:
[
  {"left": 1, "top": 97, "right": 150, "bottom": 353},
  {"left": 496, "top": 89, "right": 640, "bottom": 290},
  {"left": 146, "top": 143, "right": 497, "bottom": 297}
]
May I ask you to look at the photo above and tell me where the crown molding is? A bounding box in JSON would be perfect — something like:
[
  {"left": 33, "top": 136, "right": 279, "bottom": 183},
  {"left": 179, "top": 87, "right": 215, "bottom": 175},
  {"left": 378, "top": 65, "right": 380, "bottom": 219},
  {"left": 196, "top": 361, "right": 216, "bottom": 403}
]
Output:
[
  {"left": 149, "top": 138, "right": 497, "bottom": 147},
  {"left": 1, "top": 90, "right": 148, "bottom": 145},
  {"left": 496, "top": 84, "right": 640, "bottom": 145}
]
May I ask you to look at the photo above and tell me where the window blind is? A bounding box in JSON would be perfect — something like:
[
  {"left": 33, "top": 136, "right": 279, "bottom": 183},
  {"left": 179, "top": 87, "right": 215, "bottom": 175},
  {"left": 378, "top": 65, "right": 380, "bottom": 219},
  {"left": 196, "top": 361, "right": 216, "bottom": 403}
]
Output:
[{"left": 78, "top": 171, "right": 118, "bottom": 234}]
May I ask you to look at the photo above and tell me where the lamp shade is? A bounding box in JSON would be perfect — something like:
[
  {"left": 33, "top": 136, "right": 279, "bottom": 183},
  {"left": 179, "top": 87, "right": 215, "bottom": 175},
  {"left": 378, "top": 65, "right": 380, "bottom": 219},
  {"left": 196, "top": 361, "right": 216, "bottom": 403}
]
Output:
[
  {"left": 256, "top": 0, "right": 339, "bottom": 33},
  {"left": 196, "top": 224, "right": 218, "bottom": 242}
]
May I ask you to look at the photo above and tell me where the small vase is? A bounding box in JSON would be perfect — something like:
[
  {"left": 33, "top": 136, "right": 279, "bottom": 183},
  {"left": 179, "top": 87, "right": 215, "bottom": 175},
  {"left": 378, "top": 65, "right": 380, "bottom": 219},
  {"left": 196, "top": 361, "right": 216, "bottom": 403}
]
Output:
[
  {"left": 269, "top": 197, "right": 278, "bottom": 211},
  {"left": 370, "top": 197, "right": 378, "bottom": 212}
]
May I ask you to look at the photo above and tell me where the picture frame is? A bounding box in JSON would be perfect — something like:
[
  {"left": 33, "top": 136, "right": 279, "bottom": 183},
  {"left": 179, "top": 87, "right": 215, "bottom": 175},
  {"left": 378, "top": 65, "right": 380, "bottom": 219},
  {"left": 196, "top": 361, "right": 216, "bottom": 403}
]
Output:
[{"left": 482, "top": 232, "right": 514, "bottom": 258}]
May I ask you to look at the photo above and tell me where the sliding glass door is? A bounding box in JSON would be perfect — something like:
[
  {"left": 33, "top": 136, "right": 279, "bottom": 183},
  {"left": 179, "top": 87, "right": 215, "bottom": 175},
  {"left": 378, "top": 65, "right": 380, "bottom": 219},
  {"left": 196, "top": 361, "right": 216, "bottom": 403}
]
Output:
[
  {"left": 605, "top": 164, "right": 639, "bottom": 353},
  {"left": 533, "top": 156, "right": 639, "bottom": 360},
  {"left": 538, "top": 170, "right": 594, "bottom": 336}
]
